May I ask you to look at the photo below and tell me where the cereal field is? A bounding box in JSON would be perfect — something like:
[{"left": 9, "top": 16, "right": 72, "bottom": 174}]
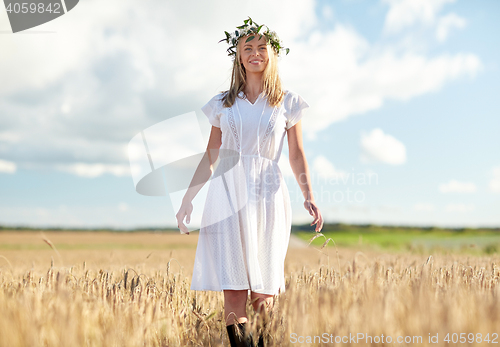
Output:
[{"left": 0, "top": 231, "right": 499, "bottom": 346}]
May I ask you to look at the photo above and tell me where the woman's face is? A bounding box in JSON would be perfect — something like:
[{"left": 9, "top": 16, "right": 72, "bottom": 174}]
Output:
[{"left": 238, "top": 34, "right": 269, "bottom": 73}]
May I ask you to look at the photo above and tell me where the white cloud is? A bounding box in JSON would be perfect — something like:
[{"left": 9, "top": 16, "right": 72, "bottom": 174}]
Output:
[
  {"left": 0, "top": 132, "right": 22, "bottom": 144},
  {"left": 282, "top": 154, "right": 361, "bottom": 194},
  {"left": 360, "top": 128, "right": 406, "bottom": 165},
  {"left": 0, "top": 203, "right": 167, "bottom": 229},
  {"left": 281, "top": 25, "right": 481, "bottom": 139},
  {"left": 55, "top": 163, "right": 131, "bottom": 178},
  {"left": 118, "top": 202, "right": 129, "bottom": 212},
  {"left": 0, "top": 0, "right": 482, "bottom": 175},
  {"left": 344, "top": 205, "right": 371, "bottom": 215},
  {"left": 382, "top": 0, "right": 455, "bottom": 33},
  {"left": 0, "top": 0, "right": 317, "bottom": 173},
  {"left": 445, "top": 204, "right": 474, "bottom": 212},
  {"left": 489, "top": 166, "right": 500, "bottom": 193},
  {"left": 414, "top": 203, "right": 435, "bottom": 212},
  {"left": 436, "top": 13, "right": 467, "bottom": 42},
  {"left": 439, "top": 180, "right": 477, "bottom": 193},
  {"left": 377, "top": 204, "right": 403, "bottom": 214},
  {"left": 321, "top": 4, "right": 335, "bottom": 21},
  {"left": 311, "top": 155, "right": 348, "bottom": 181},
  {"left": 0, "top": 159, "right": 16, "bottom": 173}
]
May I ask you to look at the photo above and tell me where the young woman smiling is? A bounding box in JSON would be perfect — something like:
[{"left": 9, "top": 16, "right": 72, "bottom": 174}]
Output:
[{"left": 176, "top": 17, "right": 323, "bottom": 347}]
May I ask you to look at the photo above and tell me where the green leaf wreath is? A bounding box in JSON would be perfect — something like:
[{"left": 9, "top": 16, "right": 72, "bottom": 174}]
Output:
[{"left": 218, "top": 17, "right": 290, "bottom": 58}]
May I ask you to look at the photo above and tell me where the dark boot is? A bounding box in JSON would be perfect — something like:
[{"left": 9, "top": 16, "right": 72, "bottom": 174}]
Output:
[
  {"left": 226, "top": 322, "right": 254, "bottom": 347},
  {"left": 226, "top": 324, "right": 238, "bottom": 347},
  {"left": 256, "top": 311, "right": 272, "bottom": 347},
  {"left": 257, "top": 321, "right": 266, "bottom": 347}
]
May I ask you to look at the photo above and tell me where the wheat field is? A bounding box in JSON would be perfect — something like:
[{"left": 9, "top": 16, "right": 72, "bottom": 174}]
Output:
[{"left": 0, "top": 231, "right": 499, "bottom": 346}]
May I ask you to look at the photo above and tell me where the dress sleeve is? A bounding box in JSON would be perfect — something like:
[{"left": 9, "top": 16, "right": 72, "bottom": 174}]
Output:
[
  {"left": 201, "top": 94, "right": 223, "bottom": 128},
  {"left": 284, "top": 91, "right": 309, "bottom": 130}
]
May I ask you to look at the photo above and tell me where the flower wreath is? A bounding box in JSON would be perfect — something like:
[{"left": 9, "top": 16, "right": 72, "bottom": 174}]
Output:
[{"left": 218, "top": 17, "right": 289, "bottom": 58}]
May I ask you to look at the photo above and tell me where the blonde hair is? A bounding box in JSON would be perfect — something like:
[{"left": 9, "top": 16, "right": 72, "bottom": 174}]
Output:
[{"left": 221, "top": 35, "right": 285, "bottom": 108}]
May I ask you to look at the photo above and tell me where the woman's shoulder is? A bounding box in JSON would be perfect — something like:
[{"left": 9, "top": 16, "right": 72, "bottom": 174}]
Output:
[
  {"left": 283, "top": 89, "right": 307, "bottom": 99},
  {"left": 204, "top": 92, "right": 227, "bottom": 109},
  {"left": 283, "top": 89, "right": 297, "bottom": 97},
  {"left": 210, "top": 92, "right": 226, "bottom": 102},
  {"left": 281, "top": 90, "right": 307, "bottom": 111},
  {"left": 202, "top": 92, "right": 227, "bottom": 118},
  {"left": 212, "top": 91, "right": 229, "bottom": 106}
]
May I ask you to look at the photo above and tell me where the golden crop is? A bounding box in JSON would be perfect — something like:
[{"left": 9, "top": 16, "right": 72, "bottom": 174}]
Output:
[{"left": 0, "top": 232, "right": 499, "bottom": 346}]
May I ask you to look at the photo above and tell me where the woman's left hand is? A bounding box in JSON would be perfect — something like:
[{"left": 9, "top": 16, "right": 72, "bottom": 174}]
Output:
[{"left": 304, "top": 200, "right": 323, "bottom": 232}]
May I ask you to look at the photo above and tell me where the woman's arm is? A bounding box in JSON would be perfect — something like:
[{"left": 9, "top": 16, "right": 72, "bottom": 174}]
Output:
[
  {"left": 183, "top": 125, "right": 222, "bottom": 202},
  {"left": 287, "top": 120, "right": 324, "bottom": 232},
  {"left": 176, "top": 125, "right": 222, "bottom": 234}
]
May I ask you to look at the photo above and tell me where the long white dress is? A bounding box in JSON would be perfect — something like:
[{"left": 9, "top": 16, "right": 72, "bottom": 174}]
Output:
[{"left": 190, "top": 90, "right": 309, "bottom": 295}]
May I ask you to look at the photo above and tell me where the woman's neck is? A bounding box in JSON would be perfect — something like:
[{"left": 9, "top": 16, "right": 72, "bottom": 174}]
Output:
[{"left": 244, "top": 72, "right": 263, "bottom": 99}]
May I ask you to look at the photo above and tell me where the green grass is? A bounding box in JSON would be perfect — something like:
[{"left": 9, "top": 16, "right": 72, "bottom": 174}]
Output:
[{"left": 293, "top": 223, "right": 500, "bottom": 255}]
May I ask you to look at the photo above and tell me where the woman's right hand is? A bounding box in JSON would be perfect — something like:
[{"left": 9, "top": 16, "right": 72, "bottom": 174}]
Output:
[{"left": 176, "top": 200, "right": 193, "bottom": 235}]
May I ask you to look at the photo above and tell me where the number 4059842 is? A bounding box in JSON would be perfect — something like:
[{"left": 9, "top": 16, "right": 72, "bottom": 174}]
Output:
[
  {"left": 444, "top": 333, "right": 498, "bottom": 344},
  {"left": 5, "top": 2, "right": 62, "bottom": 14}
]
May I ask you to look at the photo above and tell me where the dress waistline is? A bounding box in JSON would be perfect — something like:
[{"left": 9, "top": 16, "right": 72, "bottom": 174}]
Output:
[{"left": 219, "top": 154, "right": 278, "bottom": 163}]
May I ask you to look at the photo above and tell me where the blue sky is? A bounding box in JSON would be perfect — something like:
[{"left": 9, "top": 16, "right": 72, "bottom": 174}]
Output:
[{"left": 0, "top": 0, "right": 499, "bottom": 230}]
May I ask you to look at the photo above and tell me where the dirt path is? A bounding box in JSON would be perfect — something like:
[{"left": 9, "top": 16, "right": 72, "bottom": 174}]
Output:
[{"left": 288, "top": 233, "right": 308, "bottom": 248}]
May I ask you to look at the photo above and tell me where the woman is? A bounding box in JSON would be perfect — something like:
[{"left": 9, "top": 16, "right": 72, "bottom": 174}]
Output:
[{"left": 176, "top": 17, "right": 323, "bottom": 347}]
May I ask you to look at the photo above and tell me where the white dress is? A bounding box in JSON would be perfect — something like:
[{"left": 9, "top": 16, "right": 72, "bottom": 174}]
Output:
[{"left": 190, "top": 90, "right": 309, "bottom": 295}]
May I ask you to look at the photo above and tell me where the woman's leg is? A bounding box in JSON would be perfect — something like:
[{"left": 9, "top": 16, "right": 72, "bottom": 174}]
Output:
[
  {"left": 223, "top": 290, "right": 248, "bottom": 325},
  {"left": 224, "top": 290, "right": 252, "bottom": 347},
  {"left": 250, "top": 292, "right": 273, "bottom": 347},
  {"left": 250, "top": 292, "right": 273, "bottom": 314}
]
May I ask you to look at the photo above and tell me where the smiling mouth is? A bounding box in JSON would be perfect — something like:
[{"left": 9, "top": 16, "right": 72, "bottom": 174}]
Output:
[{"left": 250, "top": 60, "right": 263, "bottom": 64}]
